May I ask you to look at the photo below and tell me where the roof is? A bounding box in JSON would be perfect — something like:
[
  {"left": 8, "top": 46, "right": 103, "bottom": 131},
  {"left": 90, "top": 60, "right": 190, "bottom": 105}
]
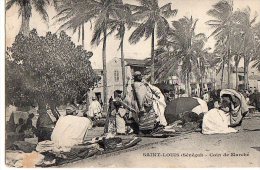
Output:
[
  {"left": 124, "top": 58, "right": 149, "bottom": 67},
  {"left": 249, "top": 75, "right": 260, "bottom": 80}
]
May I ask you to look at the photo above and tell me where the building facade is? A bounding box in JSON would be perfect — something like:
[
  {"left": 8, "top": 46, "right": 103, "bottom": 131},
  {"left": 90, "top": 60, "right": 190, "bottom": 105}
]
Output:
[
  {"left": 215, "top": 64, "right": 260, "bottom": 92},
  {"left": 90, "top": 57, "right": 149, "bottom": 105}
]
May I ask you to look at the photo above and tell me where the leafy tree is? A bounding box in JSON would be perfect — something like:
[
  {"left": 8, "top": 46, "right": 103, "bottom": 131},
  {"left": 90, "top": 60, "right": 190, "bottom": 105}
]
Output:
[
  {"left": 6, "top": 0, "right": 58, "bottom": 36},
  {"left": 6, "top": 29, "right": 97, "bottom": 117},
  {"left": 128, "top": 0, "right": 177, "bottom": 84}
]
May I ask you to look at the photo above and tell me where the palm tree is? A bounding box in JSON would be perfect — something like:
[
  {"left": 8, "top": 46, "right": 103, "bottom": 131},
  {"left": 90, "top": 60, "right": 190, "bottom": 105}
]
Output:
[
  {"left": 229, "top": 26, "right": 245, "bottom": 90},
  {"left": 107, "top": 5, "right": 136, "bottom": 96},
  {"left": 251, "top": 22, "right": 260, "bottom": 71},
  {"left": 127, "top": 0, "right": 177, "bottom": 84},
  {"left": 206, "top": 0, "right": 234, "bottom": 88},
  {"left": 172, "top": 16, "right": 207, "bottom": 96},
  {"left": 213, "top": 39, "right": 229, "bottom": 88},
  {"left": 6, "top": 0, "right": 57, "bottom": 36},
  {"left": 56, "top": 0, "right": 126, "bottom": 111},
  {"left": 154, "top": 16, "right": 207, "bottom": 96},
  {"left": 54, "top": 0, "right": 94, "bottom": 49},
  {"left": 232, "top": 7, "right": 258, "bottom": 90}
]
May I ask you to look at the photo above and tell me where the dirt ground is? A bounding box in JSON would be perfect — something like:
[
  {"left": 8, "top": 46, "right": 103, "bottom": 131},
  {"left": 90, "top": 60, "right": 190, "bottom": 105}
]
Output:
[{"left": 60, "top": 113, "right": 260, "bottom": 168}]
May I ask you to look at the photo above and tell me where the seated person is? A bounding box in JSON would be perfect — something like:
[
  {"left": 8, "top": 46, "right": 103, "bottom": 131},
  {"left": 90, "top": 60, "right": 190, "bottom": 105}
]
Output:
[
  {"left": 22, "top": 113, "right": 37, "bottom": 137},
  {"left": 202, "top": 99, "right": 238, "bottom": 134},
  {"left": 51, "top": 106, "right": 92, "bottom": 148},
  {"left": 16, "top": 118, "right": 26, "bottom": 134}
]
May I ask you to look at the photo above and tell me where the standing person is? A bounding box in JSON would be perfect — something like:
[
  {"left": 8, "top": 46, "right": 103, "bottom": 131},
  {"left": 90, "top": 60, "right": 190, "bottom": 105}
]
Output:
[
  {"left": 88, "top": 96, "right": 102, "bottom": 120},
  {"left": 132, "top": 71, "right": 166, "bottom": 134}
]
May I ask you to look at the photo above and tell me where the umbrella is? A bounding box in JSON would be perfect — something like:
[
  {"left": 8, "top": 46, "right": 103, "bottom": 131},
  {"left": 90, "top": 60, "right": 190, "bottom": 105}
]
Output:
[{"left": 164, "top": 97, "right": 200, "bottom": 124}]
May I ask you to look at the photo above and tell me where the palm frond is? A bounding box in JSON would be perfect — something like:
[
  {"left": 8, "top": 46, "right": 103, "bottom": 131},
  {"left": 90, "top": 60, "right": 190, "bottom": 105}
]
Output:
[
  {"left": 156, "top": 16, "right": 169, "bottom": 38},
  {"left": 159, "top": 3, "right": 177, "bottom": 18},
  {"left": 32, "top": 0, "right": 49, "bottom": 21},
  {"left": 129, "top": 22, "right": 147, "bottom": 44},
  {"left": 6, "top": 0, "right": 17, "bottom": 11}
]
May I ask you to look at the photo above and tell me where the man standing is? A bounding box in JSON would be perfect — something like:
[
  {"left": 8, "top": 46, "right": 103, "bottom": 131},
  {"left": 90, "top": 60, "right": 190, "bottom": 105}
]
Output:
[
  {"left": 132, "top": 71, "right": 166, "bottom": 133},
  {"left": 88, "top": 96, "right": 102, "bottom": 120}
]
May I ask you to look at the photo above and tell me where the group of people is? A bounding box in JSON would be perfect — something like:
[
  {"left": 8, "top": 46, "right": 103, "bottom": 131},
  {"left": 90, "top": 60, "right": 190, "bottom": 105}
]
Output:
[
  {"left": 15, "top": 113, "right": 36, "bottom": 137},
  {"left": 102, "top": 71, "right": 253, "bottom": 136},
  {"left": 8, "top": 71, "right": 257, "bottom": 150}
]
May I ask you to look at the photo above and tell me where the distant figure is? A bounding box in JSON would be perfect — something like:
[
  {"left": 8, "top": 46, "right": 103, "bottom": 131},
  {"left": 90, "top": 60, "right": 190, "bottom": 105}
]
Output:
[
  {"left": 16, "top": 118, "right": 26, "bottom": 134},
  {"left": 88, "top": 96, "right": 102, "bottom": 120},
  {"left": 207, "top": 89, "right": 221, "bottom": 110},
  {"left": 36, "top": 109, "right": 55, "bottom": 142},
  {"left": 23, "top": 113, "right": 37, "bottom": 135},
  {"left": 202, "top": 91, "right": 210, "bottom": 102},
  {"left": 249, "top": 90, "right": 260, "bottom": 112}
]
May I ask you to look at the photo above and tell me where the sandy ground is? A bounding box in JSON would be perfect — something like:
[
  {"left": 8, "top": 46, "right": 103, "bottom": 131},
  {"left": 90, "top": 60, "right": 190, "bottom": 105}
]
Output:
[{"left": 61, "top": 114, "right": 260, "bottom": 168}]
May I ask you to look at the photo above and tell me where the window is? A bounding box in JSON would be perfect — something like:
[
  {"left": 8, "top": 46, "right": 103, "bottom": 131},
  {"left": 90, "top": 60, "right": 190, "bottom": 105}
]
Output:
[
  {"left": 114, "top": 70, "right": 119, "bottom": 82},
  {"left": 238, "top": 75, "right": 244, "bottom": 81}
]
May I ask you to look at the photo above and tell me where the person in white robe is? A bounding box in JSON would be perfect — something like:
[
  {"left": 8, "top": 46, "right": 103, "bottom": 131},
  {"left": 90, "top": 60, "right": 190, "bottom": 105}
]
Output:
[{"left": 202, "top": 99, "right": 238, "bottom": 134}]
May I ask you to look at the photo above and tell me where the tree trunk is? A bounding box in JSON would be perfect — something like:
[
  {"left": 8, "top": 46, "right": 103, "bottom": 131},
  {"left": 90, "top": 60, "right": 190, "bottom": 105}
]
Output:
[
  {"left": 187, "top": 72, "right": 191, "bottom": 96},
  {"left": 102, "top": 27, "right": 108, "bottom": 112},
  {"left": 37, "top": 96, "right": 47, "bottom": 115},
  {"left": 150, "top": 28, "right": 155, "bottom": 84},
  {"left": 227, "top": 47, "right": 231, "bottom": 89},
  {"left": 235, "top": 64, "right": 238, "bottom": 90},
  {"left": 221, "top": 58, "right": 225, "bottom": 89},
  {"left": 82, "top": 24, "right": 85, "bottom": 49},
  {"left": 244, "top": 58, "right": 250, "bottom": 90},
  {"left": 201, "top": 75, "right": 204, "bottom": 97},
  {"left": 120, "top": 30, "right": 126, "bottom": 97},
  {"left": 20, "top": 10, "right": 30, "bottom": 36}
]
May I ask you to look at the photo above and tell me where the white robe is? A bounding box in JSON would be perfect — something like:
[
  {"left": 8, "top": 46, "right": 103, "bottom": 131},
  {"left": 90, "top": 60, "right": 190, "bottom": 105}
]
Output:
[
  {"left": 51, "top": 115, "right": 92, "bottom": 147},
  {"left": 147, "top": 83, "right": 167, "bottom": 126},
  {"left": 202, "top": 108, "right": 237, "bottom": 134},
  {"left": 88, "top": 100, "right": 102, "bottom": 118},
  {"left": 192, "top": 97, "right": 209, "bottom": 115}
]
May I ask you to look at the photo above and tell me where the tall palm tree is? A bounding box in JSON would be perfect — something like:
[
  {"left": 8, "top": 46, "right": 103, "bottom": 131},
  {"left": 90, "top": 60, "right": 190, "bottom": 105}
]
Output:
[
  {"left": 6, "top": 0, "right": 57, "bottom": 36},
  {"left": 213, "top": 39, "right": 229, "bottom": 88},
  {"left": 206, "top": 0, "right": 234, "bottom": 88},
  {"left": 229, "top": 25, "right": 245, "bottom": 90},
  {"left": 54, "top": 0, "right": 93, "bottom": 49},
  {"left": 251, "top": 22, "right": 260, "bottom": 71},
  {"left": 56, "top": 0, "right": 126, "bottom": 111},
  {"left": 127, "top": 0, "right": 177, "bottom": 84},
  {"left": 107, "top": 5, "right": 136, "bottom": 96},
  {"left": 154, "top": 16, "right": 207, "bottom": 96},
  {"left": 232, "top": 7, "right": 258, "bottom": 90}
]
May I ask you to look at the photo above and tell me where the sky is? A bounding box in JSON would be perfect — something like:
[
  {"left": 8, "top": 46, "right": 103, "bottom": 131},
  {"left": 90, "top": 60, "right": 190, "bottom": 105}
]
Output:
[{"left": 5, "top": 0, "right": 260, "bottom": 69}]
